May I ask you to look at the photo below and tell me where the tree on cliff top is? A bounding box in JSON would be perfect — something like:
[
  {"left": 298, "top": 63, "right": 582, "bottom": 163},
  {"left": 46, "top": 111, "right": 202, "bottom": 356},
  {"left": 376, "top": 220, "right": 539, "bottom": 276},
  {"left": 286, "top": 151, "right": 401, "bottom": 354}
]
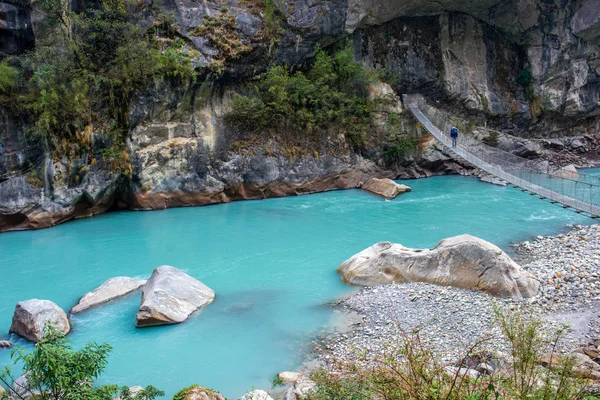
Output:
[{"left": 229, "top": 46, "right": 380, "bottom": 148}]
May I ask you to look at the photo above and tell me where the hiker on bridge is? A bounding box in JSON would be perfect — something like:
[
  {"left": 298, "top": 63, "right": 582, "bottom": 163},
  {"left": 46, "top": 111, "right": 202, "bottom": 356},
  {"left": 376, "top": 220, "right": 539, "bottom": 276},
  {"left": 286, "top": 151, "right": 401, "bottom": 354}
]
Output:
[{"left": 450, "top": 126, "right": 458, "bottom": 148}]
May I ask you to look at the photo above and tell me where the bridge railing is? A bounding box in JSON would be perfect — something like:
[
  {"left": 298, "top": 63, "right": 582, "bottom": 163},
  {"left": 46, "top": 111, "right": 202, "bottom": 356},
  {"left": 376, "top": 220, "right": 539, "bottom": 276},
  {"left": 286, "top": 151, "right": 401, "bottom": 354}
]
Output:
[{"left": 403, "top": 95, "right": 600, "bottom": 217}]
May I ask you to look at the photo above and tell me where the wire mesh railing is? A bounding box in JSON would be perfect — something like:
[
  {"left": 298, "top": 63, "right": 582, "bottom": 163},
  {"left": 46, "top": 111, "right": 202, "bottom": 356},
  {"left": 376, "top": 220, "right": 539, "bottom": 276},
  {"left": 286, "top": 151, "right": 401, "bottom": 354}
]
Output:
[{"left": 403, "top": 94, "right": 600, "bottom": 217}]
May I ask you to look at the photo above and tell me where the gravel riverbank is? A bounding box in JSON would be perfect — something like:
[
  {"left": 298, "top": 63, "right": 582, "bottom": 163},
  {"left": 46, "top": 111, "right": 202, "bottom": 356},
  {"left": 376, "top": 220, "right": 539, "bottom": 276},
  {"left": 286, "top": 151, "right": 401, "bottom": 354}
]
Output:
[{"left": 313, "top": 224, "right": 600, "bottom": 368}]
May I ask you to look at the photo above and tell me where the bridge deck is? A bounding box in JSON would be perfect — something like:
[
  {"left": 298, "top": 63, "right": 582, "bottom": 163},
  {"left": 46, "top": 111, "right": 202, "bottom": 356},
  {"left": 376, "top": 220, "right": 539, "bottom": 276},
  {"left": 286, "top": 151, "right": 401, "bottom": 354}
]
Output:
[{"left": 405, "top": 99, "right": 600, "bottom": 218}]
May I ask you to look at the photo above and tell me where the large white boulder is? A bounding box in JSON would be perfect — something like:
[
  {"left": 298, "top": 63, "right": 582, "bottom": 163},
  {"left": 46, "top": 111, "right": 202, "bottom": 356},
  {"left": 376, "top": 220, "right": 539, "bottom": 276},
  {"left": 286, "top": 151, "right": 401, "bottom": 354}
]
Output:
[
  {"left": 361, "top": 178, "right": 411, "bottom": 200},
  {"left": 338, "top": 234, "right": 539, "bottom": 299},
  {"left": 71, "top": 277, "right": 146, "bottom": 314},
  {"left": 9, "top": 299, "right": 70, "bottom": 343},
  {"left": 239, "top": 390, "right": 274, "bottom": 400},
  {"left": 136, "top": 266, "right": 215, "bottom": 327}
]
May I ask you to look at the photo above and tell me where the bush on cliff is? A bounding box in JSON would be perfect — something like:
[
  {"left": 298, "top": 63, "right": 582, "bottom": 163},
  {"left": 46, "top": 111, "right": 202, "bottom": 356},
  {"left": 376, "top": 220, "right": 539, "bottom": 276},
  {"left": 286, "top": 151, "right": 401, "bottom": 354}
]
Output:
[
  {"left": 230, "top": 47, "right": 378, "bottom": 148},
  {"left": 307, "top": 310, "right": 600, "bottom": 400},
  {"left": 0, "top": 327, "right": 163, "bottom": 400},
  {"left": 0, "top": 62, "right": 18, "bottom": 96},
  {"left": 2, "top": 0, "right": 196, "bottom": 162}
]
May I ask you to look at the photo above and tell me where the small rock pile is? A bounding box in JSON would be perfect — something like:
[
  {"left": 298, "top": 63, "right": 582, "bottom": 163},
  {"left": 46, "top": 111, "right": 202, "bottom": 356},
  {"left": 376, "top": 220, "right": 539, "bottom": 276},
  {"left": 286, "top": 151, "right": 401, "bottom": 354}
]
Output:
[{"left": 313, "top": 282, "right": 511, "bottom": 367}]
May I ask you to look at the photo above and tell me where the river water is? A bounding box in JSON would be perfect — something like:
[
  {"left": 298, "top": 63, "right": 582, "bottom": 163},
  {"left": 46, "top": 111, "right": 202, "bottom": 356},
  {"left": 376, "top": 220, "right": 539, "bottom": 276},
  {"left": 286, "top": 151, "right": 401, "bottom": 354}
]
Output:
[{"left": 0, "top": 175, "right": 593, "bottom": 397}]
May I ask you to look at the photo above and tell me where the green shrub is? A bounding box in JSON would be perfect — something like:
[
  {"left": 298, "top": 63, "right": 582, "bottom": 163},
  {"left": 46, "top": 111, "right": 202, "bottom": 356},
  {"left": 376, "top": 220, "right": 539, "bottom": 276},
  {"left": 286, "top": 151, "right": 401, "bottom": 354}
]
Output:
[
  {"left": 0, "top": 62, "right": 18, "bottom": 94},
  {"left": 516, "top": 66, "right": 533, "bottom": 88},
  {"left": 482, "top": 131, "right": 499, "bottom": 147},
  {"left": 229, "top": 46, "right": 377, "bottom": 148},
  {"left": 269, "top": 373, "right": 284, "bottom": 387},
  {"left": 383, "top": 136, "right": 418, "bottom": 162},
  {"left": 0, "top": 327, "right": 163, "bottom": 400},
  {"left": 262, "top": 0, "right": 281, "bottom": 39},
  {"left": 5, "top": 0, "right": 195, "bottom": 162}
]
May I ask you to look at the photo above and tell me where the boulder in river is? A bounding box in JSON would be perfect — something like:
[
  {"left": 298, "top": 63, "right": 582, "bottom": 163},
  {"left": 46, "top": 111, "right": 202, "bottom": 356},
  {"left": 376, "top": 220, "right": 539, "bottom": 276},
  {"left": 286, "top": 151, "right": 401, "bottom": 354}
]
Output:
[
  {"left": 338, "top": 234, "right": 539, "bottom": 299},
  {"left": 9, "top": 299, "right": 70, "bottom": 342},
  {"left": 361, "top": 178, "right": 411, "bottom": 200},
  {"left": 551, "top": 164, "right": 580, "bottom": 180},
  {"left": 0, "top": 340, "right": 12, "bottom": 349},
  {"left": 136, "top": 266, "right": 215, "bottom": 327},
  {"left": 71, "top": 277, "right": 146, "bottom": 314}
]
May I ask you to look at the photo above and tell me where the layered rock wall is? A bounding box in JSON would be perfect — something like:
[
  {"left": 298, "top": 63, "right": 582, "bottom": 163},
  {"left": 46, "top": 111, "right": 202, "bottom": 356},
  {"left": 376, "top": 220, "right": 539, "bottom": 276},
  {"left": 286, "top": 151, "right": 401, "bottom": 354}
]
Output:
[{"left": 1, "top": 0, "right": 600, "bottom": 231}]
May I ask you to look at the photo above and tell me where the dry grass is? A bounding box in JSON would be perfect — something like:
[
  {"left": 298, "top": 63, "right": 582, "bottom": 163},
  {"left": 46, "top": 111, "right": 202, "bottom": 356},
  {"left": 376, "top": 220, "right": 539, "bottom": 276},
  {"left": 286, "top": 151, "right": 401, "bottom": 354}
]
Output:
[{"left": 308, "top": 310, "right": 599, "bottom": 400}]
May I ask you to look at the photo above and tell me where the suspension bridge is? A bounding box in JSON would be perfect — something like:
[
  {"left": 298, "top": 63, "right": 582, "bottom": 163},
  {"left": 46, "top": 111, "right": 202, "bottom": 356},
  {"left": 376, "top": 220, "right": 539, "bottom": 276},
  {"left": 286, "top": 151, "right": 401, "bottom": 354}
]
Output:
[{"left": 403, "top": 95, "right": 600, "bottom": 218}]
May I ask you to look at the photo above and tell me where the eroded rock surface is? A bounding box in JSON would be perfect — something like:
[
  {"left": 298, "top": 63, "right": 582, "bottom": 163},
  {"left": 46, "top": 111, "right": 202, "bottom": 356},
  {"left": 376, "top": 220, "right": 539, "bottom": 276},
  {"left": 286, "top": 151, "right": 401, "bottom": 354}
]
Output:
[
  {"left": 338, "top": 234, "right": 539, "bottom": 298},
  {"left": 9, "top": 299, "right": 70, "bottom": 342},
  {"left": 136, "top": 266, "right": 215, "bottom": 327},
  {"left": 361, "top": 178, "right": 411, "bottom": 199},
  {"left": 71, "top": 277, "right": 146, "bottom": 314}
]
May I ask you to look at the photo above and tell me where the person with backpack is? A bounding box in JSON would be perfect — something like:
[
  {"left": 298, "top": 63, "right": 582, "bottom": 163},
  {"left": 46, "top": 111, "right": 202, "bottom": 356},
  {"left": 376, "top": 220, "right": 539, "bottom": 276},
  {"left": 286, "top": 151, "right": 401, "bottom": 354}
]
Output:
[{"left": 450, "top": 126, "right": 458, "bottom": 148}]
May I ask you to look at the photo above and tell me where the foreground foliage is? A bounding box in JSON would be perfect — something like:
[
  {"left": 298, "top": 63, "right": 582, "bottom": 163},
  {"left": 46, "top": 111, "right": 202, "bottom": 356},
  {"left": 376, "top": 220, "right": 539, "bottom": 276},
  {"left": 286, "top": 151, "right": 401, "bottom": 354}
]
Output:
[
  {"left": 307, "top": 310, "right": 600, "bottom": 400},
  {"left": 0, "top": 329, "right": 163, "bottom": 400},
  {"left": 1, "top": 0, "right": 196, "bottom": 170}
]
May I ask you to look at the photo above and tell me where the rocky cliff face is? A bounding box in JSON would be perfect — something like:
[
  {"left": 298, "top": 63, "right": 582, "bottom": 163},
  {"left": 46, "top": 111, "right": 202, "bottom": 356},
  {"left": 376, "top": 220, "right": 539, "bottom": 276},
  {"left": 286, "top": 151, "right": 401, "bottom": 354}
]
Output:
[{"left": 1, "top": 0, "right": 599, "bottom": 231}]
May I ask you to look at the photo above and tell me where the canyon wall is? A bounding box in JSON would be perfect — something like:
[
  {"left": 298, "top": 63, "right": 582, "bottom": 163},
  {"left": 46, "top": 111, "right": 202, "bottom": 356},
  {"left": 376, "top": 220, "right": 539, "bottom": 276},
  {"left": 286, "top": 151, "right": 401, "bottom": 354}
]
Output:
[{"left": 1, "top": 0, "right": 599, "bottom": 231}]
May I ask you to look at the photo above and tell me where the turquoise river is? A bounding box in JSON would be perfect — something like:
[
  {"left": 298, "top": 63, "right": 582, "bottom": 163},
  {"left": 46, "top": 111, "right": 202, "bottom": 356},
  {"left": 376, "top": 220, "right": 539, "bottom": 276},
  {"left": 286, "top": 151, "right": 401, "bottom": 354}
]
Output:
[{"left": 0, "top": 174, "right": 595, "bottom": 397}]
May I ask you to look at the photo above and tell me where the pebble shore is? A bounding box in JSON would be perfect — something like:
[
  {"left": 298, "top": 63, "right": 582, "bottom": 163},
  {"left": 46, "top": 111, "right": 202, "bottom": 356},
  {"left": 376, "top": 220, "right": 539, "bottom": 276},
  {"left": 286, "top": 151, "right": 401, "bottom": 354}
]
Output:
[{"left": 313, "top": 224, "right": 600, "bottom": 368}]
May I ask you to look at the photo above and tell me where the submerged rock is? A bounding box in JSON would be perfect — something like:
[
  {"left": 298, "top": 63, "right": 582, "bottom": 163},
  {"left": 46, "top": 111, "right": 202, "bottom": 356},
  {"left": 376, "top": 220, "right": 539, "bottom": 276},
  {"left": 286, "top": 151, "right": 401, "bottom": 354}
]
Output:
[
  {"left": 0, "top": 340, "right": 12, "bottom": 348},
  {"left": 338, "top": 234, "right": 539, "bottom": 299},
  {"left": 71, "top": 277, "right": 146, "bottom": 314},
  {"left": 9, "top": 299, "right": 70, "bottom": 342},
  {"left": 479, "top": 174, "right": 507, "bottom": 186},
  {"left": 239, "top": 390, "right": 274, "bottom": 400},
  {"left": 136, "top": 266, "right": 215, "bottom": 327},
  {"left": 361, "top": 178, "right": 411, "bottom": 199}
]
